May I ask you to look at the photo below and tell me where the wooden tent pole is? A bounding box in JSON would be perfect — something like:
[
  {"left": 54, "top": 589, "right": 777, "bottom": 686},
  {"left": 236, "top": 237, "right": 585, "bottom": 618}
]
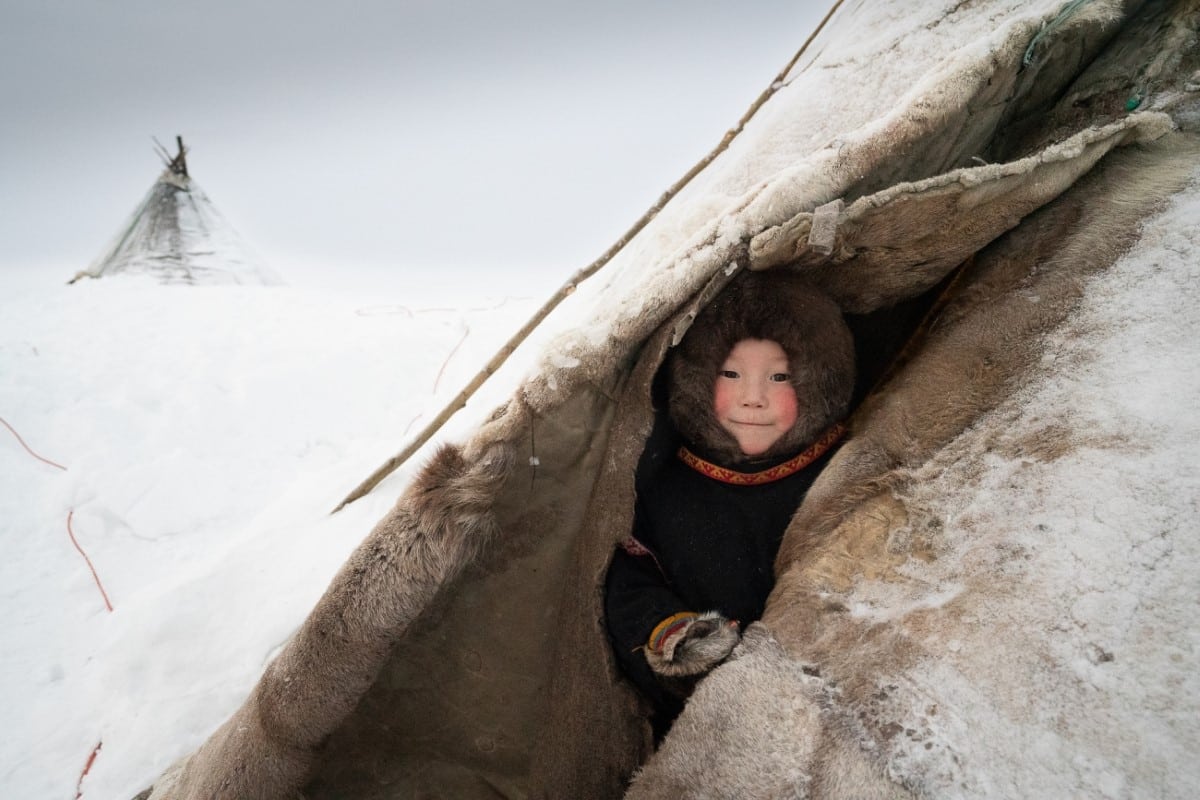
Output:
[
  {"left": 174, "top": 135, "right": 188, "bottom": 177},
  {"left": 332, "top": 0, "right": 848, "bottom": 513}
]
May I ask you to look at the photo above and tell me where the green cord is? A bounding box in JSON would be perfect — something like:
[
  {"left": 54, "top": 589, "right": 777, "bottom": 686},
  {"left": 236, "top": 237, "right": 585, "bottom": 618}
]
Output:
[{"left": 1023, "top": 0, "right": 1095, "bottom": 67}]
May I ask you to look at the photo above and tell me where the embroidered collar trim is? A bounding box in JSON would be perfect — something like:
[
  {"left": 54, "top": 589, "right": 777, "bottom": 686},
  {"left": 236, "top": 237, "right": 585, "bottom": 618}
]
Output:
[{"left": 678, "top": 423, "right": 846, "bottom": 485}]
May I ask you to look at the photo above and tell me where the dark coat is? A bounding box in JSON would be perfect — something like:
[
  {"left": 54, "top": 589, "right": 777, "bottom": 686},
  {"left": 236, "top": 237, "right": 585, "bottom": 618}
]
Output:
[{"left": 604, "top": 428, "right": 842, "bottom": 718}]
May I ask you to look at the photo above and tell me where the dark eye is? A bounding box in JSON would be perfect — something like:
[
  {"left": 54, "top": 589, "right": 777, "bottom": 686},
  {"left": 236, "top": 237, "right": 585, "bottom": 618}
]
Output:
[
  {"left": 719, "top": 370, "right": 739, "bottom": 379},
  {"left": 769, "top": 373, "right": 791, "bottom": 383}
]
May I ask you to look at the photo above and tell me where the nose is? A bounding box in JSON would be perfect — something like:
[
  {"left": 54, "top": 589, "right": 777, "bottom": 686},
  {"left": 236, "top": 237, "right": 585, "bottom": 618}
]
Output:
[{"left": 740, "top": 380, "right": 767, "bottom": 407}]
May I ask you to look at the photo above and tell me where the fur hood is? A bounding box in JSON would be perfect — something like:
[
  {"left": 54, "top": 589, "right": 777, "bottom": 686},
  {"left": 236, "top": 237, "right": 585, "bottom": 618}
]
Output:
[{"left": 668, "top": 271, "right": 855, "bottom": 464}]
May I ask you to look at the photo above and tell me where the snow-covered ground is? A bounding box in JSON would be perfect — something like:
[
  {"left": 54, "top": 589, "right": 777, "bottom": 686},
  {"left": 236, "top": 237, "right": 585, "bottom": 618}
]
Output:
[{"left": 0, "top": 268, "right": 561, "bottom": 799}]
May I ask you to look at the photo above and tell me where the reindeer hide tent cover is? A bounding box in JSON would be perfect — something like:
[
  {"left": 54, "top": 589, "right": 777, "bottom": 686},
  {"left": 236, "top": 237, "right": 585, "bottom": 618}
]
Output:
[{"left": 146, "top": 0, "right": 1200, "bottom": 797}]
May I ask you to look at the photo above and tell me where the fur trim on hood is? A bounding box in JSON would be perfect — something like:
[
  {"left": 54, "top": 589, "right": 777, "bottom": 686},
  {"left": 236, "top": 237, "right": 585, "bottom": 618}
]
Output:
[{"left": 668, "top": 271, "right": 855, "bottom": 464}]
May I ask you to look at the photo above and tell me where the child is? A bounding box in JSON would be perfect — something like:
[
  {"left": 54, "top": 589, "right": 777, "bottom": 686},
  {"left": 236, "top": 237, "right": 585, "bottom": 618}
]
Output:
[{"left": 604, "top": 271, "right": 855, "bottom": 731}]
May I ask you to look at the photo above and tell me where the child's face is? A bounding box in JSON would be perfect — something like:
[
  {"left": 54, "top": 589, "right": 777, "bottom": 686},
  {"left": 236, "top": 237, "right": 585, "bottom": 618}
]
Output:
[{"left": 712, "top": 338, "right": 799, "bottom": 456}]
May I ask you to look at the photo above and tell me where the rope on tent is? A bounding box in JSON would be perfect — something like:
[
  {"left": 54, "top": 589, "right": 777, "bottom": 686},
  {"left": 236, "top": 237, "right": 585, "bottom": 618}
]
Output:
[
  {"left": 331, "top": 0, "right": 850, "bottom": 512},
  {"left": 68, "top": 511, "right": 114, "bottom": 613},
  {"left": 1023, "top": 0, "right": 1095, "bottom": 66},
  {"left": 75, "top": 741, "right": 102, "bottom": 799},
  {"left": 1, "top": 415, "right": 68, "bottom": 470}
]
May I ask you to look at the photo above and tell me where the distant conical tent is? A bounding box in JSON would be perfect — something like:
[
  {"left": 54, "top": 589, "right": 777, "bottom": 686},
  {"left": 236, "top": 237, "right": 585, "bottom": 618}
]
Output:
[{"left": 71, "top": 137, "right": 283, "bottom": 286}]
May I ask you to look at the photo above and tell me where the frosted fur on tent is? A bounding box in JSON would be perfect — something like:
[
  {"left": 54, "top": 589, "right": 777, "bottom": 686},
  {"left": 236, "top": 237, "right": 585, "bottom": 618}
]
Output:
[{"left": 142, "top": 0, "right": 1200, "bottom": 797}]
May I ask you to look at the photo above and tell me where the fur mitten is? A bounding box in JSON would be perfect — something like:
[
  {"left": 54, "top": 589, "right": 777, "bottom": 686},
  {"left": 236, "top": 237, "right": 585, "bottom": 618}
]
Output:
[{"left": 644, "top": 611, "right": 741, "bottom": 677}]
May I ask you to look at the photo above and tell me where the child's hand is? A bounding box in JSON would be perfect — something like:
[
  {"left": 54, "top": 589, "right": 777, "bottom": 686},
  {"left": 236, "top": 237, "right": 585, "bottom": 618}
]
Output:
[{"left": 645, "top": 611, "right": 741, "bottom": 677}]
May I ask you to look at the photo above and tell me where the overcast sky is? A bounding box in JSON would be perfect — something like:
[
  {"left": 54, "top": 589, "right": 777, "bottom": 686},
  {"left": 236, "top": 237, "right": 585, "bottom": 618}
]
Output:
[{"left": 1, "top": 1, "right": 826, "bottom": 293}]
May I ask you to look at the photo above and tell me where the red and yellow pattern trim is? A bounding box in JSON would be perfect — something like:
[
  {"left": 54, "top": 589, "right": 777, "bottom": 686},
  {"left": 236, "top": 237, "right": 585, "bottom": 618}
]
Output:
[
  {"left": 679, "top": 422, "right": 847, "bottom": 485},
  {"left": 648, "top": 612, "right": 698, "bottom": 652}
]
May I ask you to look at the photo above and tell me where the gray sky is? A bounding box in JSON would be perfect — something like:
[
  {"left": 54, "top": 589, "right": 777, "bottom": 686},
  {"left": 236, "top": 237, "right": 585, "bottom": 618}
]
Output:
[{"left": 1, "top": 1, "right": 826, "bottom": 293}]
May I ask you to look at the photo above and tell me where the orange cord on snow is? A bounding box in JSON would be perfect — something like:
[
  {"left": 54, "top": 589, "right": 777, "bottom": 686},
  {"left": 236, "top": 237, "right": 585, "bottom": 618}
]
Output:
[
  {"left": 1, "top": 417, "right": 113, "bottom": 612},
  {"left": 75, "top": 741, "right": 102, "bottom": 799},
  {"left": 0, "top": 415, "right": 67, "bottom": 470},
  {"left": 0, "top": 418, "right": 108, "bottom": 610},
  {"left": 2, "top": 421, "right": 107, "bottom": 794},
  {"left": 433, "top": 326, "right": 471, "bottom": 394},
  {"left": 67, "top": 511, "right": 114, "bottom": 613}
]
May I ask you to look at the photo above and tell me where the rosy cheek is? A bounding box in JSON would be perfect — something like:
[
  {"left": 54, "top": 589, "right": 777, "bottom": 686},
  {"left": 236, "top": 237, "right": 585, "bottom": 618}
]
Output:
[
  {"left": 713, "top": 380, "right": 734, "bottom": 419},
  {"left": 773, "top": 386, "right": 799, "bottom": 429}
]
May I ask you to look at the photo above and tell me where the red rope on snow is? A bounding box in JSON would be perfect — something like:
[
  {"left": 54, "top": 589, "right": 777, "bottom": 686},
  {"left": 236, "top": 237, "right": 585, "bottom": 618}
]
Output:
[
  {"left": 401, "top": 413, "right": 422, "bottom": 437},
  {"left": 432, "top": 325, "right": 470, "bottom": 393},
  {"left": 75, "top": 740, "right": 102, "bottom": 799},
  {"left": 0, "top": 415, "right": 67, "bottom": 470},
  {"left": 67, "top": 511, "right": 114, "bottom": 613}
]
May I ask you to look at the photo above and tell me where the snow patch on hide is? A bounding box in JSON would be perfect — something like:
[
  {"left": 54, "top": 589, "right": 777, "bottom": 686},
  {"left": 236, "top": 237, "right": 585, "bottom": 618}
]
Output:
[
  {"left": 847, "top": 583, "right": 966, "bottom": 623},
  {"left": 545, "top": 351, "right": 581, "bottom": 370},
  {"left": 870, "top": 171, "right": 1200, "bottom": 797}
]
